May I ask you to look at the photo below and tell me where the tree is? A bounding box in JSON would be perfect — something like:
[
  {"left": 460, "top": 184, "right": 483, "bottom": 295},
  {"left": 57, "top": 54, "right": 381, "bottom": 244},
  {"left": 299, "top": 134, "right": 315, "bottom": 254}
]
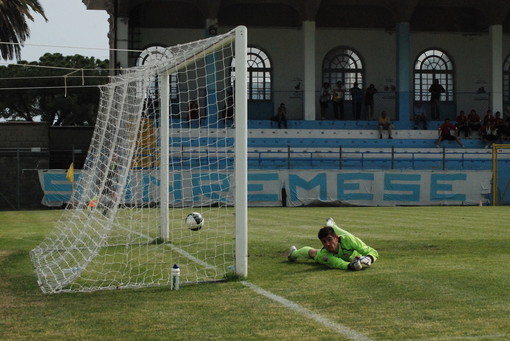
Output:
[
  {"left": 0, "top": 0, "right": 47, "bottom": 60},
  {"left": 0, "top": 53, "right": 109, "bottom": 125}
]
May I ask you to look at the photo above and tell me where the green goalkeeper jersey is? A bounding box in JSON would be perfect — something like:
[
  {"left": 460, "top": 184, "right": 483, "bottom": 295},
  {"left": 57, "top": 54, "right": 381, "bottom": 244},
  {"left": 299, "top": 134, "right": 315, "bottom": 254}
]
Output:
[{"left": 314, "top": 225, "right": 379, "bottom": 270}]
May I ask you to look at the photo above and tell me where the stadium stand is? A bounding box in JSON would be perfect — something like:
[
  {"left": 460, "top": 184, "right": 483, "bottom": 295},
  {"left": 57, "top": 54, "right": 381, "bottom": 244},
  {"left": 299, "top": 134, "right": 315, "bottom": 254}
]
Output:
[
  {"left": 164, "top": 120, "right": 491, "bottom": 171},
  {"left": 245, "top": 124, "right": 488, "bottom": 170}
]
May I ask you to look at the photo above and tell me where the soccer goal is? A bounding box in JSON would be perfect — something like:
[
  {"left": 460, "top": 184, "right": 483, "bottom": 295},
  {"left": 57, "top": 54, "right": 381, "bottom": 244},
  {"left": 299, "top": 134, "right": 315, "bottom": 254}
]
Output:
[
  {"left": 30, "top": 26, "right": 248, "bottom": 293},
  {"left": 492, "top": 144, "right": 510, "bottom": 206}
]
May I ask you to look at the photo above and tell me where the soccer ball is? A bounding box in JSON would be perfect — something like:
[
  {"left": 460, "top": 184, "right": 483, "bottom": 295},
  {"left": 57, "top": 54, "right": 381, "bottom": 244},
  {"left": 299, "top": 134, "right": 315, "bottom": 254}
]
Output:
[{"left": 185, "top": 212, "right": 204, "bottom": 231}]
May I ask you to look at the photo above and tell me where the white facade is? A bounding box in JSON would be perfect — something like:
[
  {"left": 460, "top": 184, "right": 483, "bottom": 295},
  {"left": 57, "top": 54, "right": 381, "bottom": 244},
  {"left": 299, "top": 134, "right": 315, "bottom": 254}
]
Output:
[
  {"left": 84, "top": 0, "right": 510, "bottom": 124},
  {"left": 130, "top": 27, "right": 509, "bottom": 120}
]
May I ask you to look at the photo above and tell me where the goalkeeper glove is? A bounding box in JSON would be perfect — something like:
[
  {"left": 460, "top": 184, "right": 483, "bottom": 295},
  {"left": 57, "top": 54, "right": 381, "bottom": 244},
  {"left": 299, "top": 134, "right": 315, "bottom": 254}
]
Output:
[
  {"left": 359, "top": 256, "right": 373, "bottom": 268},
  {"left": 348, "top": 257, "right": 362, "bottom": 271}
]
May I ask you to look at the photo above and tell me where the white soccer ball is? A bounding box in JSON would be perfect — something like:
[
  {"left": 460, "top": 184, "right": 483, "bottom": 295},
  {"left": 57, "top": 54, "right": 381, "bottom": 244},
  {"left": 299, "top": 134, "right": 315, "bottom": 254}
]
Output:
[{"left": 185, "top": 212, "right": 204, "bottom": 231}]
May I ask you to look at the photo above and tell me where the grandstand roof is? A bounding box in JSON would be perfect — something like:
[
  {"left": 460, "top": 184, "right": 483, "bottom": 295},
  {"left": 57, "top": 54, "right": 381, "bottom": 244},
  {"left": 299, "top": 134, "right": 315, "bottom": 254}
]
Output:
[{"left": 84, "top": 0, "right": 510, "bottom": 32}]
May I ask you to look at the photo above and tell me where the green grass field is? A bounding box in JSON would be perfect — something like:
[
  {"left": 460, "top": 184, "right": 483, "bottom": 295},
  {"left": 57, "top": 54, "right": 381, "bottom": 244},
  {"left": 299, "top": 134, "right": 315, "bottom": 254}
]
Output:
[{"left": 1, "top": 207, "right": 510, "bottom": 340}]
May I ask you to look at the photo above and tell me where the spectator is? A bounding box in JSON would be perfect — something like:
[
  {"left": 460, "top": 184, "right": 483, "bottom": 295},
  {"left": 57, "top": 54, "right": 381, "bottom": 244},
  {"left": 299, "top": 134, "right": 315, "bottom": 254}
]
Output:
[
  {"left": 437, "top": 118, "right": 464, "bottom": 148},
  {"left": 429, "top": 79, "right": 445, "bottom": 120},
  {"left": 221, "top": 87, "right": 234, "bottom": 128},
  {"left": 378, "top": 111, "right": 393, "bottom": 139},
  {"left": 350, "top": 82, "right": 363, "bottom": 120},
  {"left": 364, "top": 84, "right": 378, "bottom": 120},
  {"left": 188, "top": 100, "right": 200, "bottom": 128},
  {"left": 505, "top": 107, "right": 510, "bottom": 120},
  {"left": 482, "top": 109, "right": 495, "bottom": 127},
  {"left": 319, "top": 82, "right": 331, "bottom": 120},
  {"left": 467, "top": 109, "right": 481, "bottom": 138},
  {"left": 494, "top": 111, "right": 505, "bottom": 142},
  {"left": 332, "top": 81, "right": 346, "bottom": 119},
  {"left": 455, "top": 110, "right": 469, "bottom": 138},
  {"left": 273, "top": 102, "right": 288, "bottom": 129},
  {"left": 413, "top": 101, "right": 428, "bottom": 130},
  {"left": 480, "top": 118, "right": 498, "bottom": 148},
  {"left": 498, "top": 117, "right": 510, "bottom": 143}
]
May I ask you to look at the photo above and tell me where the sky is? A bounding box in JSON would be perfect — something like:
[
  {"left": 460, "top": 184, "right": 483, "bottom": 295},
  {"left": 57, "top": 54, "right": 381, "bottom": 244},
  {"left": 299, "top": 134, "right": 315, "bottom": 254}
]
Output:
[{"left": 11, "top": 0, "right": 110, "bottom": 62}]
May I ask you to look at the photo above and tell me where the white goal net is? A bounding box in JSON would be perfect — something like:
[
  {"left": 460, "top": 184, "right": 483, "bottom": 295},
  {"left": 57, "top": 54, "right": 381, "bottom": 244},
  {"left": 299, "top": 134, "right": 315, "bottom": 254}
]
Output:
[{"left": 30, "top": 27, "right": 248, "bottom": 293}]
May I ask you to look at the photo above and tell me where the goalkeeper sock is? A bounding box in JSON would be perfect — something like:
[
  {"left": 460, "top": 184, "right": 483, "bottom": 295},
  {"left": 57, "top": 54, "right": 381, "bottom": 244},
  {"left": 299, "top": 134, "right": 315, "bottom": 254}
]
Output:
[{"left": 293, "top": 247, "right": 313, "bottom": 259}]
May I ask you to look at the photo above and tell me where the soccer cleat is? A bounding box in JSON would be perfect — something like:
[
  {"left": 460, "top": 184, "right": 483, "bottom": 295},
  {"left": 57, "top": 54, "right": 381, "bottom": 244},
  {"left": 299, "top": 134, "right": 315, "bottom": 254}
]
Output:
[
  {"left": 325, "top": 217, "right": 335, "bottom": 227},
  {"left": 288, "top": 245, "right": 297, "bottom": 262}
]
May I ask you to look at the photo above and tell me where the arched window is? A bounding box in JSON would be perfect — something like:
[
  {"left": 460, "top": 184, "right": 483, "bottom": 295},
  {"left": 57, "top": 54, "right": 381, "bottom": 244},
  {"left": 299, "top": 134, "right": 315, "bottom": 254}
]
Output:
[
  {"left": 247, "top": 47, "right": 271, "bottom": 101},
  {"left": 136, "top": 45, "right": 178, "bottom": 99},
  {"left": 136, "top": 45, "right": 172, "bottom": 66},
  {"left": 414, "top": 49, "right": 454, "bottom": 102},
  {"left": 504, "top": 55, "right": 510, "bottom": 106},
  {"left": 231, "top": 47, "right": 272, "bottom": 101},
  {"left": 322, "top": 47, "right": 364, "bottom": 100}
]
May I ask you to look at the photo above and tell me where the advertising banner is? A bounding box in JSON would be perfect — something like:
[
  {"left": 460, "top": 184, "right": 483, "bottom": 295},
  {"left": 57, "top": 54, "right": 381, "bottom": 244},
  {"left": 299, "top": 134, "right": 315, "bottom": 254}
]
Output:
[{"left": 39, "top": 169, "right": 492, "bottom": 207}]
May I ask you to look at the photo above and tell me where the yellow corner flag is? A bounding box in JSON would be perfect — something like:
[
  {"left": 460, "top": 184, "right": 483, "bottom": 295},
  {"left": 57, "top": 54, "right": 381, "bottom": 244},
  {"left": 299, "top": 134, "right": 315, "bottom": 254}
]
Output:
[{"left": 66, "top": 162, "right": 75, "bottom": 184}]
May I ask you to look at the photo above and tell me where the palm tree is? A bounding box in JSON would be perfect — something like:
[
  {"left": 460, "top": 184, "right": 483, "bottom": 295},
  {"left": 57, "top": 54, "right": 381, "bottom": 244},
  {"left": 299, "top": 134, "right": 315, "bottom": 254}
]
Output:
[{"left": 0, "top": 0, "right": 47, "bottom": 60}]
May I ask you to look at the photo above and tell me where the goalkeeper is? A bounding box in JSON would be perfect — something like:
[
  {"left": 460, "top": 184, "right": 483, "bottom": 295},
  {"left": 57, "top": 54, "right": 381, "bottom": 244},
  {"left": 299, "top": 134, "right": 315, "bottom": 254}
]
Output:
[{"left": 287, "top": 218, "right": 378, "bottom": 271}]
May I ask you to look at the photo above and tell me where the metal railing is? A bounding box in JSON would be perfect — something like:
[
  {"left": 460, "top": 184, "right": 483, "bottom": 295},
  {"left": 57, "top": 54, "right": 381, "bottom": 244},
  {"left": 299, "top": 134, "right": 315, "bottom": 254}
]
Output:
[
  {"left": 247, "top": 146, "right": 497, "bottom": 170},
  {"left": 160, "top": 146, "right": 500, "bottom": 171}
]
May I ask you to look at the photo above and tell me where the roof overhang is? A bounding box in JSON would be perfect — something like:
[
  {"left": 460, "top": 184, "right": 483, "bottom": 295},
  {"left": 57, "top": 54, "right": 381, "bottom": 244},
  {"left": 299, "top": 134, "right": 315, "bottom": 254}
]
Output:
[{"left": 82, "top": 0, "right": 109, "bottom": 10}]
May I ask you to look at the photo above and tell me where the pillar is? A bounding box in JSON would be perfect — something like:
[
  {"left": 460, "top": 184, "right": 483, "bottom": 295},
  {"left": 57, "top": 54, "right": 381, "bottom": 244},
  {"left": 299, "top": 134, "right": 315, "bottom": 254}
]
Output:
[
  {"left": 490, "top": 24, "right": 503, "bottom": 113},
  {"left": 396, "top": 22, "right": 411, "bottom": 128},
  {"left": 204, "top": 18, "right": 220, "bottom": 126},
  {"left": 115, "top": 17, "right": 129, "bottom": 69},
  {"left": 303, "top": 21, "right": 316, "bottom": 120}
]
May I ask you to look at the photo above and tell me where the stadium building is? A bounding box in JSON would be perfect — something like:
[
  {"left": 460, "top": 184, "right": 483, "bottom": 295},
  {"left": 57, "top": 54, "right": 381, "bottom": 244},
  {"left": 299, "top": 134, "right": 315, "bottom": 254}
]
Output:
[
  {"left": 6, "top": 1, "right": 508, "bottom": 210},
  {"left": 83, "top": 0, "right": 510, "bottom": 126}
]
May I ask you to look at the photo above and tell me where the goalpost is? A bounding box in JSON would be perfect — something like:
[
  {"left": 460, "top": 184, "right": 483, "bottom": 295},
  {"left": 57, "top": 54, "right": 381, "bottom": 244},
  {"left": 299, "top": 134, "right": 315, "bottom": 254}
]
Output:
[
  {"left": 492, "top": 144, "right": 510, "bottom": 206},
  {"left": 30, "top": 26, "right": 248, "bottom": 293}
]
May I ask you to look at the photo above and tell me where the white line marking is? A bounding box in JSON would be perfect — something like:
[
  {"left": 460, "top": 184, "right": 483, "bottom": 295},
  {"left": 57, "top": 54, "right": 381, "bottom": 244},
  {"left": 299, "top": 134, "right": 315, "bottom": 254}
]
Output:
[
  {"left": 121, "top": 225, "right": 217, "bottom": 270},
  {"left": 165, "top": 241, "right": 217, "bottom": 270},
  {"left": 106, "top": 226, "right": 504, "bottom": 341},
  {"left": 410, "top": 334, "right": 510, "bottom": 341},
  {"left": 241, "top": 280, "right": 374, "bottom": 341},
  {"left": 130, "top": 225, "right": 365, "bottom": 339}
]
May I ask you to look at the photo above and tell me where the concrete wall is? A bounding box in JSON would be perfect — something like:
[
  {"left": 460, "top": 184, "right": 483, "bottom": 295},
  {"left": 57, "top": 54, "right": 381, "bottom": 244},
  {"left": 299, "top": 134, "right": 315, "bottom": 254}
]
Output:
[
  {"left": 0, "top": 123, "right": 49, "bottom": 210},
  {"left": 0, "top": 123, "right": 93, "bottom": 210},
  {"left": 0, "top": 122, "right": 49, "bottom": 148}
]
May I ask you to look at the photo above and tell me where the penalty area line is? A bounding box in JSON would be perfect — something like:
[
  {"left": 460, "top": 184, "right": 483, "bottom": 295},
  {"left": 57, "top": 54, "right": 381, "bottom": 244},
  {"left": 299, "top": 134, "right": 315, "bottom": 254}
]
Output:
[{"left": 241, "top": 280, "right": 374, "bottom": 341}]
